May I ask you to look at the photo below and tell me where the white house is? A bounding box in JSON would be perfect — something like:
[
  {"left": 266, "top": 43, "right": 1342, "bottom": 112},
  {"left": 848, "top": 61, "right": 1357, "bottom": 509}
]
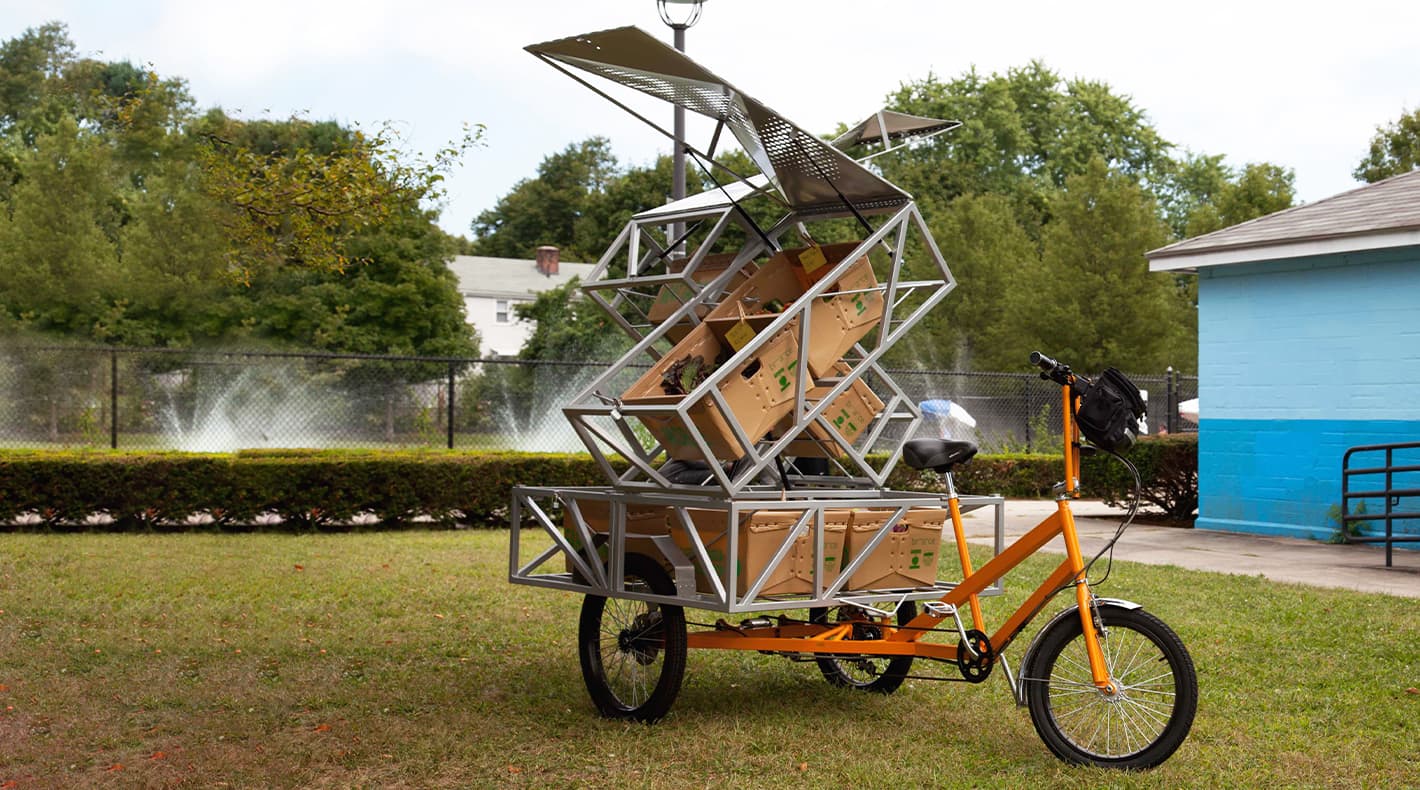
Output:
[{"left": 447, "top": 246, "right": 595, "bottom": 357}]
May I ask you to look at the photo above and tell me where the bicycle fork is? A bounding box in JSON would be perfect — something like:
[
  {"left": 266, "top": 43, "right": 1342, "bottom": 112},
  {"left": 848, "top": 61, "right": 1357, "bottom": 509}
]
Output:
[{"left": 1058, "top": 500, "right": 1115, "bottom": 693}]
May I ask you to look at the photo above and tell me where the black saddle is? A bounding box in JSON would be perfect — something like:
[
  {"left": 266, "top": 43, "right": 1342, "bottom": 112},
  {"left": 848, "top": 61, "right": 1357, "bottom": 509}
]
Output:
[{"left": 902, "top": 439, "right": 978, "bottom": 473}]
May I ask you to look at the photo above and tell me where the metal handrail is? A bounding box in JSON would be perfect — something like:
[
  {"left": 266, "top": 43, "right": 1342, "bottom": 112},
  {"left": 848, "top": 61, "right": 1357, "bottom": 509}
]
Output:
[{"left": 1341, "top": 441, "right": 1420, "bottom": 567}]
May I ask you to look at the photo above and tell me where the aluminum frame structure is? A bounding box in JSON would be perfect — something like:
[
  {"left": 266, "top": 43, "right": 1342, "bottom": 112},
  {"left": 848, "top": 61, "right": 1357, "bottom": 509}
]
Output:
[
  {"left": 510, "top": 486, "right": 1006, "bottom": 614},
  {"left": 524, "top": 27, "right": 964, "bottom": 497},
  {"left": 565, "top": 199, "right": 956, "bottom": 496},
  {"left": 510, "top": 25, "right": 981, "bottom": 609}
]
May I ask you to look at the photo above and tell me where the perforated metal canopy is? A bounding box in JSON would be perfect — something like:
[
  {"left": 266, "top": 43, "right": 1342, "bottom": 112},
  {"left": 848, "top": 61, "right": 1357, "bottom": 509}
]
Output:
[
  {"left": 831, "top": 110, "right": 962, "bottom": 150},
  {"left": 526, "top": 26, "right": 914, "bottom": 216}
]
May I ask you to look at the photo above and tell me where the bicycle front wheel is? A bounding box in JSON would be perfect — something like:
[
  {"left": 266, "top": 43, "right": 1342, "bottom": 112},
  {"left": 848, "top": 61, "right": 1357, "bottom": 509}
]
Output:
[{"left": 1023, "top": 604, "right": 1197, "bottom": 769}]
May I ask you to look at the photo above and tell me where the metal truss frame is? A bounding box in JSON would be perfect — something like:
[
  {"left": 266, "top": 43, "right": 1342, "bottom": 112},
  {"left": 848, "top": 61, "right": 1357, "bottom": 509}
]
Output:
[
  {"left": 510, "top": 486, "right": 1005, "bottom": 614},
  {"left": 562, "top": 199, "right": 955, "bottom": 497}
]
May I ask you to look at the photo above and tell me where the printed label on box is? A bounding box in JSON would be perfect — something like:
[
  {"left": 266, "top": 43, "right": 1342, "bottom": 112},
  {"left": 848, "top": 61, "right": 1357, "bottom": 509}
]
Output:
[
  {"left": 797, "top": 244, "right": 827, "bottom": 274},
  {"left": 725, "top": 319, "right": 756, "bottom": 351}
]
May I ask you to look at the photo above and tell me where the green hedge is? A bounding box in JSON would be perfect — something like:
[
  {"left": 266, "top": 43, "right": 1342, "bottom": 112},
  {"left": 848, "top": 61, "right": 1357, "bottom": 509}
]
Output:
[
  {"left": 0, "top": 450, "right": 620, "bottom": 531},
  {"left": 887, "top": 453, "right": 1063, "bottom": 498},
  {"left": 1081, "top": 434, "right": 1198, "bottom": 520},
  {"left": 0, "top": 439, "right": 1196, "bottom": 531}
]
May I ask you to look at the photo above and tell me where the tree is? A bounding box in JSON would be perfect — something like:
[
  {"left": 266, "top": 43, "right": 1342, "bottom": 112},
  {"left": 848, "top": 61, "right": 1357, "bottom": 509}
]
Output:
[
  {"left": 194, "top": 111, "right": 480, "bottom": 283},
  {"left": 1182, "top": 162, "right": 1295, "bottom": 238},
  {"left": 469, "top": 138, "right": 777, "bottom": 267},
  {"left": 1154, "top": 152, "right": 1232, "bottom": 239},
  {"left": 0, "top": 23, "right": 480, "bottom": 355},
  {"left": 887, "top": 193, "right": 1037, "bottom": 371},
  {"left": 1016, "top": 159, "right": 1193, "bottom": 373},
  {"left": 1354, "top": 108, "right": 1420, "bottom": 183},
  {"left": 514, "top": 278, "right": 621, "bottom": 362},
  {"left": 0, "top": 115, "right": 121, "bottom": 336},
  {"left": 471, "top": 137, "right": 620, "bottom": 262},
  {"left": 880, "top": 62, "right": 1173, "bottom": 224}
]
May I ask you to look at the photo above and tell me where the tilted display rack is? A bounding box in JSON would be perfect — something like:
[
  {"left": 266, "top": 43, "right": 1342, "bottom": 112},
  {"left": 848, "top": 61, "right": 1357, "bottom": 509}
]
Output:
[{"left": 508, "top": 26, "right": 1004, "bottom": 613}]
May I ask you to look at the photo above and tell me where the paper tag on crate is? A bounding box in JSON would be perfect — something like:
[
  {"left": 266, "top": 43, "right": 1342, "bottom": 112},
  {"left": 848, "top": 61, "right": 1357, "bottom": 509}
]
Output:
[
  {"left": 725, "top": 319, "right": 756, "bottom": 351},
  {"left": 797, "top": 244, "right": 827, "bottom": 274}
]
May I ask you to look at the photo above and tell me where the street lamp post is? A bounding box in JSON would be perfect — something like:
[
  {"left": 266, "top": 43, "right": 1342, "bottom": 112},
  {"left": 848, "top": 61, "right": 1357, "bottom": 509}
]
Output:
[{"left": 657, "top": 0, "right": 705, "bottom": 259}]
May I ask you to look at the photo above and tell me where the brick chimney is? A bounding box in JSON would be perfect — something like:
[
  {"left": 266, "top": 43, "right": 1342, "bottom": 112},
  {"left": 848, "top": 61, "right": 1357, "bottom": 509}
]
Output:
[{"left": 534, "top": 245, "right": 560, "bottom": 276}]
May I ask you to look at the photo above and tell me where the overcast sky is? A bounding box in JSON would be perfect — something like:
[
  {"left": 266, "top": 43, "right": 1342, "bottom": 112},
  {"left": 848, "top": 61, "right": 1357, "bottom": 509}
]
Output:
[{"left": 6, "top": 1, "right": 1418, "bottom": 242}]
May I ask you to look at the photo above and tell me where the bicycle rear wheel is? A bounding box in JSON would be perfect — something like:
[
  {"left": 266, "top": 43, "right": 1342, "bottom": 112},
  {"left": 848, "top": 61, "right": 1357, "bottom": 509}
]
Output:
[
  {"left": 807, "top": 603, "right": 917, "bottom": 694},
  {"left": 577, "top": 554, "right": 687, "bottom": 723},
  {"left": 1023, "top": 604, "right": 1197, "bottom": 769}
]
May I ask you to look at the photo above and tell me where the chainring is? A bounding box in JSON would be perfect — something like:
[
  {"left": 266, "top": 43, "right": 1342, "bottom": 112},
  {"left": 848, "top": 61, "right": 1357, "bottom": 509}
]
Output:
[{"left": 956, "top": 628, "right": 995, "bottom": 683}]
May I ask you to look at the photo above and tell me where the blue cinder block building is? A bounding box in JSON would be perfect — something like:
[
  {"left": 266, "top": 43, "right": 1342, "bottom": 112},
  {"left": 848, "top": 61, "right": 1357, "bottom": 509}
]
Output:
[{"left": 1147, "top": 170, "right": 1420, "bottom": 541}]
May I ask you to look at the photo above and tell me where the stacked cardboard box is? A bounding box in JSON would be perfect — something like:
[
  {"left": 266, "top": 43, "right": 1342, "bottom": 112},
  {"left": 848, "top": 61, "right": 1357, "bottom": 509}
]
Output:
[
  {"left": 621, "top": 322, "right": 801, "bottom": 460},
  {"left": 667, "top": 508, "right": 850, "bottom": 595},
  {"left": 561, "top": 500, "right": 669, "bottom": 573},
  {"left": 621, "top": 241, "right": 887, "bottom": 464},
  {"left": 706, "top": 241, "right": 883, "bottom": 377},
  {"left": 843, "top": 507, "right": 947, "bottom": 590},
  {"left": 646, "top": 252, "right": 758, "bottom": 341},
  {"left": 777, "top": 361, "right": 885, "bottom": 457},
  {"left": 559, "top": 500, "right": 948, "bottom": 596}
]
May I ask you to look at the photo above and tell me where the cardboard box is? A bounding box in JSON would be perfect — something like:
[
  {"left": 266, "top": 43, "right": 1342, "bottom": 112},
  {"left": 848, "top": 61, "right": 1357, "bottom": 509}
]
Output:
[
  {"left": 706, "top": 242, "right": 883, "bottom": 377},
  {"left": 668, "top": 508, "right": 849, "bottom": 596},
  {"left": 561, "top": 500, "right": 669, "bottom": 574},
  {"left": 843, "top": 507, "right": 946, "bottom": 590},
  {"left": 646, "top": 253, "right": 758, "bottom": 340},
  {"left": 776, "top": 362, "right": 885, "bottom": 457},
  {"left": 621, "top": 322, "right": 801, "bottom": 460}
]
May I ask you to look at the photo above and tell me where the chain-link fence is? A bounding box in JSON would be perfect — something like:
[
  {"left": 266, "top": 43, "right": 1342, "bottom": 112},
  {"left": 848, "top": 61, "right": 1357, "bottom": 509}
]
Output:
[{"left": 0, "top": 345, "right": 1196, "bottom": 454}]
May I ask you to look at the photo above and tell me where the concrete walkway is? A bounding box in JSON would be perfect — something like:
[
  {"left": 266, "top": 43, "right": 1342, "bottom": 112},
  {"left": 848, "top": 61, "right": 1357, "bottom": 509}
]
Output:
[{"left": 956, "top": 499, "right": 1420, "bottom": 599}]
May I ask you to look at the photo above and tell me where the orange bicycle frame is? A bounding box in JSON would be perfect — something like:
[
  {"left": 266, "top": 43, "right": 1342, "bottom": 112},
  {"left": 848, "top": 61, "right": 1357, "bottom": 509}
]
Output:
[{"left": 686, "top": 377, "right": 1116, "bottom": 691}]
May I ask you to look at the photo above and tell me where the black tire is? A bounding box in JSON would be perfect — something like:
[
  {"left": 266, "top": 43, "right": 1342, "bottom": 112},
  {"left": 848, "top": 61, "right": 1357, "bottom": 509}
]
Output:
[
  {"left": 807, "top": 602, "right": 918, "bottom": 694},
  {"left": 578, "top": 553, "right": 687, "bottom": 723},
  {"left": 1023, "top": 604, "right": 1197, "bottom": 769}
]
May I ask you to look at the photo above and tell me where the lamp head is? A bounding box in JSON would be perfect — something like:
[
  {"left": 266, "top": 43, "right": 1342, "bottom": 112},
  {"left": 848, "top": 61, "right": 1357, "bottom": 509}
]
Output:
[{"left": 657, "top": 0, "right": 706, "bottom": 30}]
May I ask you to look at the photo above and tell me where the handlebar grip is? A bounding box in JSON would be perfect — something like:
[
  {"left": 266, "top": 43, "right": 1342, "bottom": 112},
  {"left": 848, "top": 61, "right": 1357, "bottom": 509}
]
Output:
[{"left": 1029, "top": 351, "right": 1059, "bottom": 374}]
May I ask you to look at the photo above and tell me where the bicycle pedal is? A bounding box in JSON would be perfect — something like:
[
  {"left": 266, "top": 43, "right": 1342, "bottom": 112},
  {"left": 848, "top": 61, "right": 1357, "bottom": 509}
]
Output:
[{"left": 924, "top": 601, "right": 956, "bottom": 617}]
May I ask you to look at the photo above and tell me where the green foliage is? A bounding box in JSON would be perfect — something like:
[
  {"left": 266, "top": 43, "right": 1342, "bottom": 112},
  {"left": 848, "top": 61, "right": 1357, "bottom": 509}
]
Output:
[
  {"left": 1353, "top": 107, "right": 1420, "bottom": 183},
  {"left": 513, "top": 278, "right": 622, "bottom": 362},
  {"left": 470, "top": 137, "right": 624, "bottom": 262},
  {"left": 894, "top": 452, "right": 1066, "bottom": 498},
  {"left": 1181, "top": 161, "right": 1296, "bottom": 238},
  {"left": 1327, "top": 500, "right": 1371, "bottom": 542},
  {"left": 1020, "top": 158, "right": 1195, "bottom": 373},
  {"left": 887, "top": 193, "right": 1036, "bottom": 370},
  {"left": 0, "top": 450, "right": 625, "bottom": 530},
  {"left": 469, "top": 139, "right": 784, "bottom": 269},
  {"left": 889, "top": 434, "right": 1198, "bottom": 518},
  {"left": 880, "top": 62, "right": 1173, "bottom": 221},
  {"left": 0, "top": 23, "right": 481, "bottom": 357},
  {"left": 1081, "top": 434, "right": 1199, "bottom": 520},
  {"left": 0, "top": 444, "right": 1200, "bottom": 529},
  {"left": 0, "top": 115, "right": 121, "bottom": 335}
]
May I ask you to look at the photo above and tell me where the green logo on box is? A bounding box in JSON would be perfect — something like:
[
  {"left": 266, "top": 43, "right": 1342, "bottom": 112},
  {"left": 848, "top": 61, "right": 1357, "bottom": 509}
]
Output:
[
  {"left": 773, "top": 358, "right": 799, "bottom": 392},
  {"left": 833, "top": 407, "right": 857, "bottom": 434}
]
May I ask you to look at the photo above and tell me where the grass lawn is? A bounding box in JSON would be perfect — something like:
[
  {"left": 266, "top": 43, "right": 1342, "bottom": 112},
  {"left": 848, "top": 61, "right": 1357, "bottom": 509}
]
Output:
[{"left": 0, "top": 529, "right": 1416, "bottom": 788}]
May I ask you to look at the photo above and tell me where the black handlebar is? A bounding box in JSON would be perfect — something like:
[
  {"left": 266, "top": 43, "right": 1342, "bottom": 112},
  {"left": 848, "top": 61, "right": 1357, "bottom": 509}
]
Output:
[{"left": 1029, "top": 351, "right": 1072, "bottom": 385}]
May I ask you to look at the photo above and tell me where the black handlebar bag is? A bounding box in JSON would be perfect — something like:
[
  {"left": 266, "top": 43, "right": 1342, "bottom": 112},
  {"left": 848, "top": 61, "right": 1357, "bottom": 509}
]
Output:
[{"left": 1074, "top": 368, "right": 1147, "bottom": 453}]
